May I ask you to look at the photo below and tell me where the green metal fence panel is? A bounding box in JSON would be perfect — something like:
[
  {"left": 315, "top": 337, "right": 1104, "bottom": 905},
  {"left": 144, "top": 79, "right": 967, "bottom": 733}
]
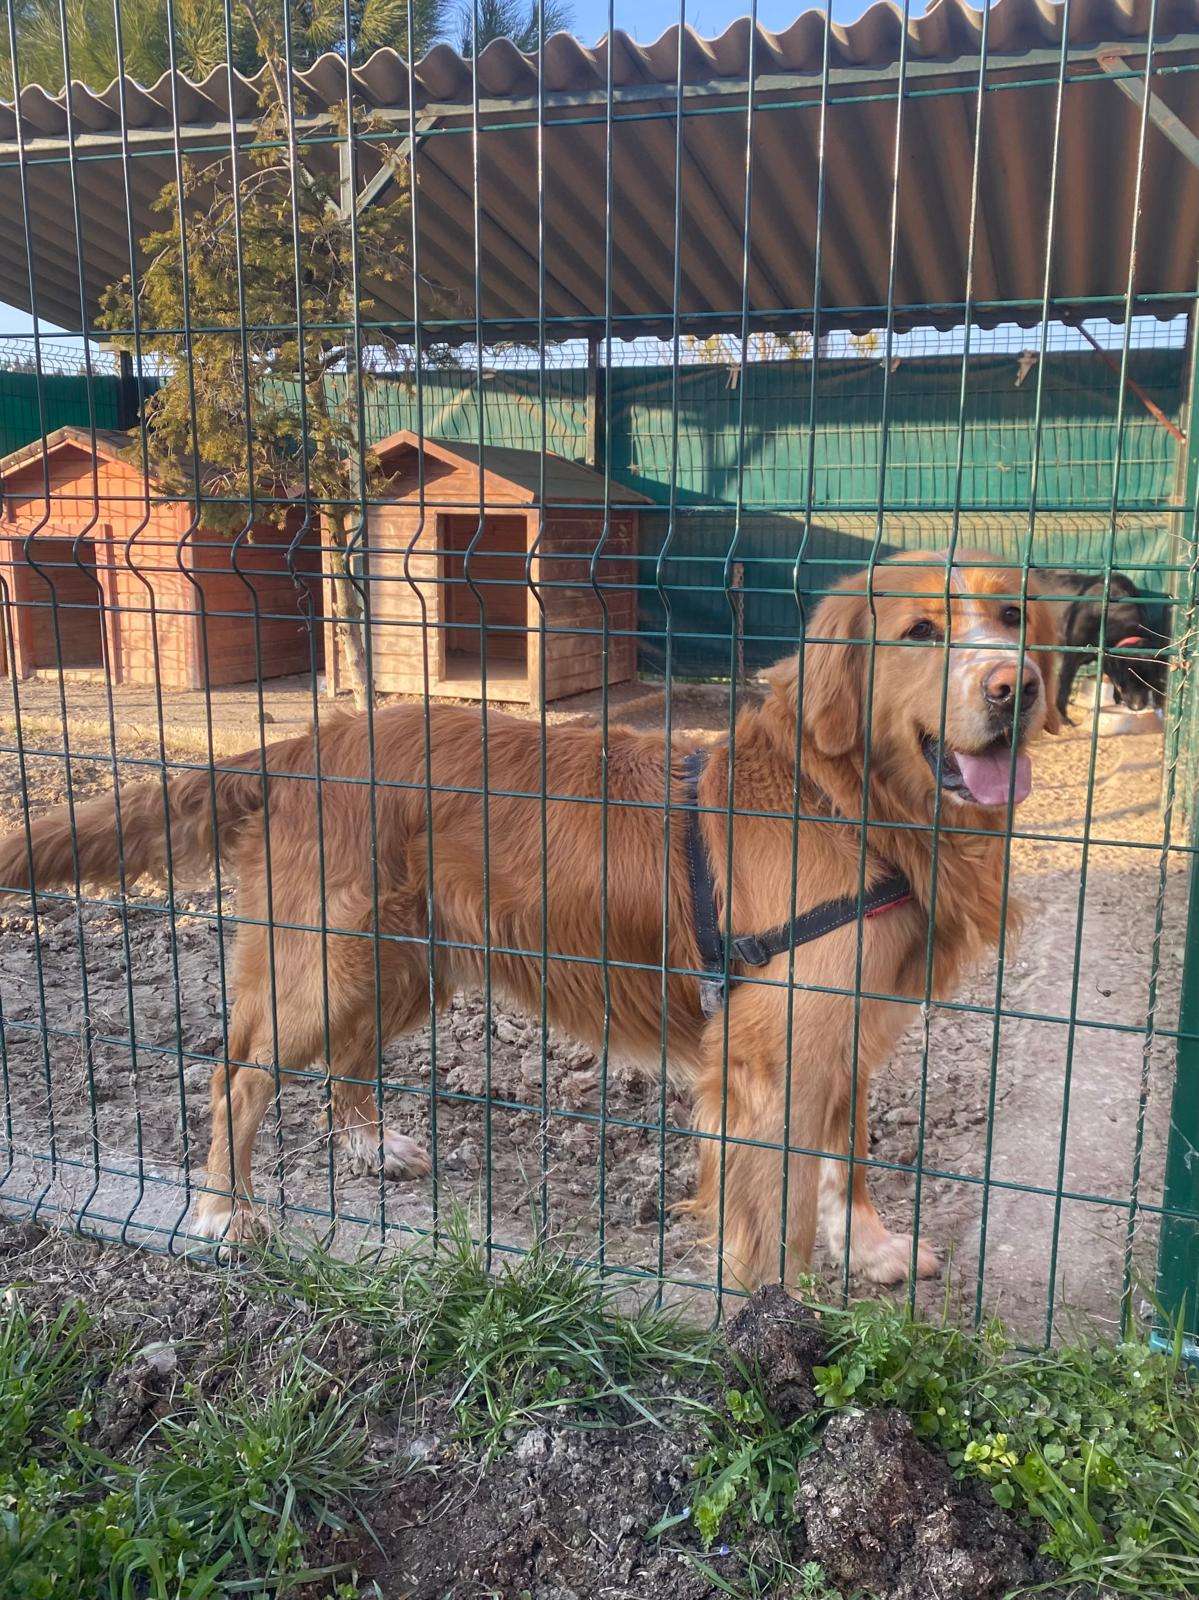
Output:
[
  {"left": 1, "top": 4, "right": 1198, "bottom": 1379},
  {"left": 611, "top": 350, "right": 1185, "bottom": 514},
  {"left": 0, "top": 368, "right": 124, "bottom": 457},
  {"left": 1157, "top": 857, "right": 1199, "bottom": 1358},
  {"left": 1155, "top": 298, "right": 1199, "bottom": 1357},
  {"left": 609, "top": 349, "right": 1186, "bottom": 674}
]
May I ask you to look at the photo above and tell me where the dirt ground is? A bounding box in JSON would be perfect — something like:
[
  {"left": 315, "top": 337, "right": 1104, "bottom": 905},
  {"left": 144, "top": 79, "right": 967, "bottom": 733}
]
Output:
[{"left": 0, "top": 672, "right": 1187, "bottom": 1342}]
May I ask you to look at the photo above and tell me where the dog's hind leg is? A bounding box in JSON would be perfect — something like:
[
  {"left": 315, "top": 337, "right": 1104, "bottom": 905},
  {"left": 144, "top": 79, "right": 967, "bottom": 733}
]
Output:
[
  {"left": 324, "top": 886, "right": 448, "bottom": 1182},
  {"left": 193, "top": 890, "right": 440, "bottom": 1240},
  {"left": 331, "top": 1040, "right": 433, "bottom": 1181},
  {"left": 194, "top": 960, "right": 326, "bottom": 1243}
]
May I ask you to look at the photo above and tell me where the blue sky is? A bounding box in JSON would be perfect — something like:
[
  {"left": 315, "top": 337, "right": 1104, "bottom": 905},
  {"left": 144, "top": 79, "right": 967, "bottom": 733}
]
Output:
[{"left": 568, "top": 0, "right": 875, "bottom": 43}]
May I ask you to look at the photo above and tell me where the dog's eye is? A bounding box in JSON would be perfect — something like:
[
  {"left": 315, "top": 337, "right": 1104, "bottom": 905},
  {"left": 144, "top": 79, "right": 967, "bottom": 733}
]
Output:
[
  {"left": 1000, "top": 605, "right": 1022, "bottom": 627},
  {"left": 905, "top": 619, "right": 940, "bottom": 642}
]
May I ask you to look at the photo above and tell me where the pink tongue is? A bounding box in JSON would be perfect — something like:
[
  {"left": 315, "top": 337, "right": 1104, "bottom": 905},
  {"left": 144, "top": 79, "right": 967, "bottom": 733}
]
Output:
[{"left": 952, "top": 748, "right": 1032, "bottom": 808}]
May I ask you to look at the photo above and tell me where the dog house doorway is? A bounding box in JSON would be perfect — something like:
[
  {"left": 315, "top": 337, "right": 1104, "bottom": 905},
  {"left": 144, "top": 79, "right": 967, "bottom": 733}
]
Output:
[
  {"left": 5, "top": 529, "right": 108, "bottom": 680},
  {"left": 439, "top": 513, "right": 529, "bottom": 697}
]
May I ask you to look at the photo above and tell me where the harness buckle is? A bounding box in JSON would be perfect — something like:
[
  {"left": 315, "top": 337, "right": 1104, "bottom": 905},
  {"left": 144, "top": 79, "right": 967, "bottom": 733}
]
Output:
[
  {"left": 698, "top": 977, "right": 727, "bottom": 1020},
  {"left": 731, "top": 933, "right": 772, "bottom": 967}
]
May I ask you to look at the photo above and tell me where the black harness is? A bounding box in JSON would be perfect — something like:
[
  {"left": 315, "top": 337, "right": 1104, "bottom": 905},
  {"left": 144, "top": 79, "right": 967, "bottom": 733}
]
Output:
[{"left": 681, "top": 749, "right": 913, "bottom": 1019}]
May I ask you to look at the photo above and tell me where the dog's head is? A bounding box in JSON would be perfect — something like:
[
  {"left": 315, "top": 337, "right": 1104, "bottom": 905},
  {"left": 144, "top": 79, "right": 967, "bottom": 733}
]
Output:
[
  {"left": 1105, "top": 608, "right": 1170, "bottom": 712},
  {"left": 766, "top": 550, "right": 1062, "bottom": 816},
  {"left": 1106, "top": 645, "right": 1168, "bottom": 711}
]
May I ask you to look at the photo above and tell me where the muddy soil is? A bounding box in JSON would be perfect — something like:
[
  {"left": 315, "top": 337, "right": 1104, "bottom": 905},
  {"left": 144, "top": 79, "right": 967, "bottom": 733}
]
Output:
[{"left": 0, "top": 679, "right": 1186, "bottom": 1342}]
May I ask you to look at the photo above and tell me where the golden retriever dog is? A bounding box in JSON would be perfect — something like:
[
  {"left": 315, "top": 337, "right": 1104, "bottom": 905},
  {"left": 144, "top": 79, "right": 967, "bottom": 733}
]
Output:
[{"left": 0, "top": 549, "right": 1059, "bottom": 1289}]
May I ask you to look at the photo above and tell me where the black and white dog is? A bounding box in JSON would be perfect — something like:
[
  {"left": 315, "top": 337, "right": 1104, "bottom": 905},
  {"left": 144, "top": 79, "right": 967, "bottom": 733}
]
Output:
[{"left": 1042, "top": 569, "right": 1171, "bottom": 724}]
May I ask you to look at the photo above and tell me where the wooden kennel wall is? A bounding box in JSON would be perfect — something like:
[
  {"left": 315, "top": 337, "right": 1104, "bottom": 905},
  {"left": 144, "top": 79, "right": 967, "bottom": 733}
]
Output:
[
  {"left": 329, "top": 431, "right": 644, "bottom": 705},
  {"left": 0, "top": 427, "right": 321, "bottom": 689}
]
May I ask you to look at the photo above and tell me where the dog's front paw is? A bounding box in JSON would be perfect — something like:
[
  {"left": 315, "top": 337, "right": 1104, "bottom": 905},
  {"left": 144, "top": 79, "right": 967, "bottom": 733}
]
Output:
[
  {"left": 337, "top": 1122, "right": 431, "bottom": 1180},
  {"left": 854, "top": 1230, "right": 941, "bottom": 1285},
  {"left": 380, "top": 1128, "right": 432, "bottom": 1180},
  {"left": 188, "top": 1198, "right": 267, "bottom": 1250}
]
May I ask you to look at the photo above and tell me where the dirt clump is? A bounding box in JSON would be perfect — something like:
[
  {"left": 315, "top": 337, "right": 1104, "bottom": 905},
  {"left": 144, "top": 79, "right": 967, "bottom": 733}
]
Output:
[
  {"left": 795, "top": 1407, "right": 1045, "bottom": 1600},
  {"left": 722, "top": 1281, "right": 828, "bottom": 1422},
  {"left": 94, "top": 1340, "right": 181, "bottom": 1450}
]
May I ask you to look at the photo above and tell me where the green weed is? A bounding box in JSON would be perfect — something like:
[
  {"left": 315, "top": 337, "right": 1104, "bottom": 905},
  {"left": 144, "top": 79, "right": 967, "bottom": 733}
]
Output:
[{"left": 687, "top": 1385, "right": 818, "bottom": 1550}]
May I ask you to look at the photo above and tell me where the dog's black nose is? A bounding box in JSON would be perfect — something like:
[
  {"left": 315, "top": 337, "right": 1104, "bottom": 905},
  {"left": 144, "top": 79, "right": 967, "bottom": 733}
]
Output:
[{"left": 983, "top": 662, "right": 1039, "bottom": 709}]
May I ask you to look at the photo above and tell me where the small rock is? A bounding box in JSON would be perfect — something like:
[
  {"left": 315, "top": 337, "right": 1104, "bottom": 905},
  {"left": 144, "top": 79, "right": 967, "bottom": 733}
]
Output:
[
  {"left": 561, "top": 1070, "right": 595, "bottom": 1107},
  {"left": 0, "top": 1219, "right": 48, "bottom": 1258},
  {"left": 446, "top": 1138, "right": 479, "bottom": 1172},
  {"left": 512, "top": 1426, "right": 551, "bottom": 1466},
  {"left": 183, "top": 1062, "right": 210, "bottom": 1095},
  {"left": 493, "top": 1015, "right": 527, "bottom": 1045},
  {"left": 136, "top": 1341, "right": 178, "bottom": 1378},
  {"left": 518, "top": 1048, "right": 545, "bottom": 1088}
]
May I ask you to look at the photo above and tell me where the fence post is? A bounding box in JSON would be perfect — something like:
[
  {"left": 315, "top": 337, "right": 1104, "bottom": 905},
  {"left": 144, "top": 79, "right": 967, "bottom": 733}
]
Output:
[
  {"left": 1154, "top": 299, "right": 1199, "bottom": 1359},
  {"left": 1156, "top": 860, "right": 1199, "bottom": 1357},
  {"left": 115, "top": 347, "right": 139, "bottom": 429}
]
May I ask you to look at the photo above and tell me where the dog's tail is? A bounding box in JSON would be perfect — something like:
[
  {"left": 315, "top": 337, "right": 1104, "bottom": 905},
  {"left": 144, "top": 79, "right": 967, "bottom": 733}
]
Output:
[{"left": 0, "top": 749, "right": 277, "bottom": 895}]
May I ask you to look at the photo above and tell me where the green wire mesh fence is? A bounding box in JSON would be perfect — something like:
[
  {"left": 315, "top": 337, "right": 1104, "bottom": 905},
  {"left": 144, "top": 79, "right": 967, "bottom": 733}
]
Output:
[{"left": 0, "top": 0, "right": 1195, "bottom": 1352}]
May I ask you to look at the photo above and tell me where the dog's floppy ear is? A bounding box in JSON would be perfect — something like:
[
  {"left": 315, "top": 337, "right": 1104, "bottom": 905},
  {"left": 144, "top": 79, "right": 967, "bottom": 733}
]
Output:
[
  {"left": 765, "top": 575, "right": 870, "bottom": 758},
  {"left": 1024, "top": 575, "right": 1064, "bottom": 734}
]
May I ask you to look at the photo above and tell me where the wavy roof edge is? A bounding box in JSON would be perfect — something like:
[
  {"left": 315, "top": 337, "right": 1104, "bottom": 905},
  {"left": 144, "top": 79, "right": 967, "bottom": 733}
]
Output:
[{"left": 3, "top": 0, "right": 1199, "bottom": 133}]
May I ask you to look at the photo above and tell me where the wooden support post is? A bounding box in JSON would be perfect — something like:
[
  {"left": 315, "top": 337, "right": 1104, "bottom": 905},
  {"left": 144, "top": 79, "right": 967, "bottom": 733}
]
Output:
[
  {"left": 320, "top": 513, "right": 342, "bottom": 699},
  {"left": 585, "top": 336, "right": 606, "bottom": 472}
]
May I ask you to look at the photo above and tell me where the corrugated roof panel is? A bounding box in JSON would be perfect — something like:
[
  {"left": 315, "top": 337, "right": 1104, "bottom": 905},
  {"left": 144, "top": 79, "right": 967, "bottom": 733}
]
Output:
[{"left": 0, "top": 0, "right": 1195, "bottom": 337}]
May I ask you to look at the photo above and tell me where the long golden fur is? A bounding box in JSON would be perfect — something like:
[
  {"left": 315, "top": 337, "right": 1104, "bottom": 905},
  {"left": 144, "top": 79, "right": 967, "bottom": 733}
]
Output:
[{"left": 0, "top": 550, "right": 1060, "bottom": 1288}]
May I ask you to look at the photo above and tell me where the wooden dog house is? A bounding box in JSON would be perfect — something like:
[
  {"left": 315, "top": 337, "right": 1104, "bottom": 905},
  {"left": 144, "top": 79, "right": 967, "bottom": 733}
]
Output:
[
  {"left": 330, "top": 432, "right": 644, "bottom": 705},
  {"left": 0, "top": 428, "right": 321, "bottom": 689}
]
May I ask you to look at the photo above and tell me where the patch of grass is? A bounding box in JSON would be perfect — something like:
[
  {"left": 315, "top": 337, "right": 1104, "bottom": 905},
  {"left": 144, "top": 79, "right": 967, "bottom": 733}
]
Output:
[
  {"left": 0, "top": 1299, "right": 98, "bottom": 1453},
  {"left": 686, "top": 1384, "right": 818, "bottom": 1549},
  {"left": 4, "top": 1224, "right": 1196, "bottom": 1599},
  {"left": 682, "top": 1548, "right": 849, "bottom": 1599},
  {"left": 0, "top": 1299, "right": 120, "bottom": 1600},
  {"left": 0, "top": 1219, "right": 712, "bottom": 1597},
  {"left": 0, "top": 1293, "right": 377, "bottom": 1600},
  {"left": 686, "top": 1293, "right": 1199, "bottom": 1597},
  {"left": 106, "top": 1366, "right": 377, "bottom": 1597},
  {"left": 251, "top": 1212, "right": 713, "bottom": 1448}
]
